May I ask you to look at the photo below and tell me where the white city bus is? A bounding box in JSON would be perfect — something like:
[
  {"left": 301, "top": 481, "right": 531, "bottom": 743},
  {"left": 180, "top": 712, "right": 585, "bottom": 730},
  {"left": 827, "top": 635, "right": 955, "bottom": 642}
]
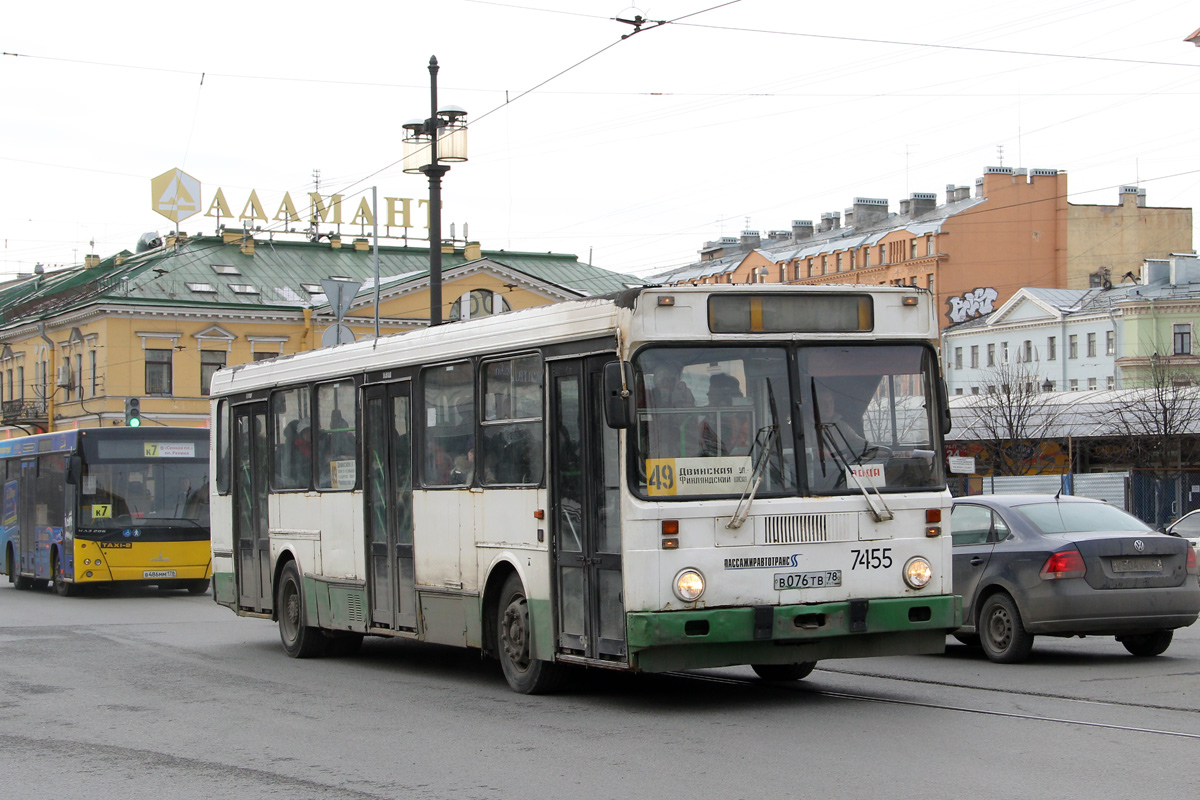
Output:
[{"left": 209, "top": 285, "right": 959, "bottom": 693}]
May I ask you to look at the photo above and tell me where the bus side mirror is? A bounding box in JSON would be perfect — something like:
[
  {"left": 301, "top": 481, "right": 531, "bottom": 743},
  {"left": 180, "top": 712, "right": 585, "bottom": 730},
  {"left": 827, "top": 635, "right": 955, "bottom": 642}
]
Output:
[
  {"left": 603, "top": 361, "right": 636, "bottom": 429},
  {"left": 66, "top": 455, "right": 82, "bottom": 484},
  {"left": 938, "top": 378, "right": 952, "bottom": 436}
]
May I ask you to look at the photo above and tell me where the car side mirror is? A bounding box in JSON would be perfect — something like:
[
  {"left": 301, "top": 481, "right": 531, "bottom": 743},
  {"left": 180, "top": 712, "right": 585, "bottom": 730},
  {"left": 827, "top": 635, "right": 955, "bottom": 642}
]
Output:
[{"left": 603, "top": 361, "right": 636, "bottom": 429}]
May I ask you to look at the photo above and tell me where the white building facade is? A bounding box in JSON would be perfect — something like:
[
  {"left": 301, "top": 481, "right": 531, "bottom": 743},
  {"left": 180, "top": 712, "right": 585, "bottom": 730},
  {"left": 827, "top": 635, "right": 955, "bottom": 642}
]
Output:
[{"left": 942, "top": 254, "right": 1200, "bottom": 396}]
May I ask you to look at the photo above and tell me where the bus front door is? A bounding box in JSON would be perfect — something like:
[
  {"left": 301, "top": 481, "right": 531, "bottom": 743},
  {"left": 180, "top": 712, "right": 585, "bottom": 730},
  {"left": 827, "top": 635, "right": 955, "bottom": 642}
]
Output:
[
  {"left": 233, "top": 403, "right": 271, "bottom": 612},
  {"left": 550, "top": 358, "right": 626, "bottom": 663},
  {"left": 363, "top": 383, "right": 417, "bottom": 631}
]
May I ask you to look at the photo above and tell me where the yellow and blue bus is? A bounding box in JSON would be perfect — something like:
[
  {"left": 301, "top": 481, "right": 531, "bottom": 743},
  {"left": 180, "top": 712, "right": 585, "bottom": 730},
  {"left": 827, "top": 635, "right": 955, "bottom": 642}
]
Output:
[
  {"left": 2, "top": 428, "right": 211, "bottom": 596},
  {"left": 210, "top": 285, "right": 959, "bottom": 692}
]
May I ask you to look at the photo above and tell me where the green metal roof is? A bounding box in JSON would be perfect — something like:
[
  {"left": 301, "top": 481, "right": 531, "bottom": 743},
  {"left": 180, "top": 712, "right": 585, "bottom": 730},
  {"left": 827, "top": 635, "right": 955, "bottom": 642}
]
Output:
[{"left": 0, "top": 235, "right": 645, "bottom": 325}]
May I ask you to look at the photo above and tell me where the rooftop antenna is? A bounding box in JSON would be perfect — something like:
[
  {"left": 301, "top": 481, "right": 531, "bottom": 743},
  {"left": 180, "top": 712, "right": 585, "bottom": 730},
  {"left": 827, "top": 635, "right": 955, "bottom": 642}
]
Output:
[{"left": 997, "top": 144, "right": 1004, "bottom": 167}]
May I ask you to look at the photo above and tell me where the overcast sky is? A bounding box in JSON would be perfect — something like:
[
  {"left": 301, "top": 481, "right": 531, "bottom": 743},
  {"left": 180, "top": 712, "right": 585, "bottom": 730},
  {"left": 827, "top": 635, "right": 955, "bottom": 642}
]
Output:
[{"left": 3, "top": 0, "right": 1198, "bottom": 281}]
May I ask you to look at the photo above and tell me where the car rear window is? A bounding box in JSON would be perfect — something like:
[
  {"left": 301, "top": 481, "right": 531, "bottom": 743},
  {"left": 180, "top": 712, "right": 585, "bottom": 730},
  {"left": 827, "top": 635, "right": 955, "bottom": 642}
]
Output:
[{"left": 1016, "top": 502, "right": 1151, "bottom": 534}]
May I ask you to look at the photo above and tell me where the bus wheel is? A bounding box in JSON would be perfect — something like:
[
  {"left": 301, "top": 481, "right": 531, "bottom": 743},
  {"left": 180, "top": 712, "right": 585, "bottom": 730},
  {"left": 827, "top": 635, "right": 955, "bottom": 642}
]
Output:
[
  {"left": 496, "top": 572, "right": 566, "bottom": 694},
  {"left": 52, "top": 552, "right": 76, "bottom": 597},
  {"left": 277, "top": 561, "right": 325, "bottom": 658},
  {"left": 9, "top": 549, "right": 31, "bottom": 590},
  {"left": 185, "top": 579, "right": 210, "bottom": 595},
  {"left": 751, "top": 662, "right": 817, "bottom": 681}
]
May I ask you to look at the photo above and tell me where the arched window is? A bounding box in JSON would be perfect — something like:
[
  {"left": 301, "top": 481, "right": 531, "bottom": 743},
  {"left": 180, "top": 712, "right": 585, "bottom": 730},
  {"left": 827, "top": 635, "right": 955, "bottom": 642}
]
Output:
[{"left": 447, "top": 288, "right": 513, "bottom": 322}]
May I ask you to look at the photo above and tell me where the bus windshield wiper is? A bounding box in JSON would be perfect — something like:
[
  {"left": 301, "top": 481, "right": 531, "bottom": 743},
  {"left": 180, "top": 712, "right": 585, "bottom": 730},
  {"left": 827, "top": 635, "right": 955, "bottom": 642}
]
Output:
[
  {"left": 818, "top": 422, "right": 894, "bottom": 522},
  {"left": 726, "top": 424, "right": 778, "bottom": 530}
]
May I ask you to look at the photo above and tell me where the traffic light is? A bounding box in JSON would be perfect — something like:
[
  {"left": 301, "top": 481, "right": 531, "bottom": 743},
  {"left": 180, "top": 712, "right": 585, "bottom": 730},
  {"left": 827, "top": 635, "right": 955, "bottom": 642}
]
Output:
[{"left": 124, "top": 398, "right": 141, "bottom": 427}]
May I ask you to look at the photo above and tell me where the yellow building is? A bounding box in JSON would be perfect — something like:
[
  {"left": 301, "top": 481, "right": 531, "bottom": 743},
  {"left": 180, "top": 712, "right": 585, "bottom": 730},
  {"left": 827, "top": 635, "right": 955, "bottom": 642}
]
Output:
[{"left": 0, "top": 232, "right": 642, "bottom": 434}]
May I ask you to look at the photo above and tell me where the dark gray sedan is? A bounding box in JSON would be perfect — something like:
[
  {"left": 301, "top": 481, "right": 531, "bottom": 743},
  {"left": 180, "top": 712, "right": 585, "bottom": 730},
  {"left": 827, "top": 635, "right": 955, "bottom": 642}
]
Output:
[{"left": 950, "top": 494, "right": 1200, "bottom": 663}]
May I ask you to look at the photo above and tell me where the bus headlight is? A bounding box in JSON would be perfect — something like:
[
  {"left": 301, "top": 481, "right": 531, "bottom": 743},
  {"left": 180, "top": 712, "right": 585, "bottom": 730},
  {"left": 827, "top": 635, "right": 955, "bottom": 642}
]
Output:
[
  {"left": 673, "top": 569, "right": 705, "bottom": 602},
  {"left": 904, "top": 557, "right": 933, "bottom": 589}
]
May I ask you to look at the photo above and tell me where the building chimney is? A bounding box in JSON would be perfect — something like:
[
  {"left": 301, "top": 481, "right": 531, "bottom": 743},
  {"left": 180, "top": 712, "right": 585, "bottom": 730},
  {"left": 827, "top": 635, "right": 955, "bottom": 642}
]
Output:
[
  {"left": 791, "top": 220, "right": 814, "bottom": 241},
  {"left": 740, "top": 230, "right": 761, "bottom": 250},
  {"left": 819, "top": 212, "right": 840, "bottom": 232},
  {"left": 909, "top": 192, "right": 937, "bottom": 218},
  {"left": 1119, "top": 186, "right": 1146, "bottom": 207},
  {"left": 851, "top": 197, "right": 888, "bottom": 228},
  {"left": 84, "top": 254, "right": 101, "bottom": 268}
]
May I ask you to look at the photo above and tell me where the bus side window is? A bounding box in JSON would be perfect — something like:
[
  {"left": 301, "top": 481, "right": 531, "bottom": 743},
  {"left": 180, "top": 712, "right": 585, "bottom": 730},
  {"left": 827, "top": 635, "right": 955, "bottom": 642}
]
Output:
[
  {"left": 316, "top": 380, "right": 357, "bottom": 491},
  {"left": 271, "top": 387, "right": 311, "bottom": 490},
  {"left": 481, "top": 355, "right": 543, "bottom": 485},
  {"left": 423, "top": 362, "right": 475, "bottom": 487},
  {"left": 216, "top": 399, "right": 231, "bottom": 495}
]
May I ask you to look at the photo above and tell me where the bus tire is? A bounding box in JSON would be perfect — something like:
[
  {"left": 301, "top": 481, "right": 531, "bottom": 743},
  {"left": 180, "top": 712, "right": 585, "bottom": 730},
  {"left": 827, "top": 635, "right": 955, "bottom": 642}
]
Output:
[
  {"left": 277, "top": 561, "right": 325, "bottom": 658},
  {"left": 1119, "top": 630, "right": 1173, "bottom": 657},
  {"left": 496, "top": 572, "right": 566, "bottom": 694},
  {"left": 751, "top": 662, "right": 817, "bottom": 681},
  {"left": 186, "top": 579, "right": 210, "bottom": 595},
  {"left": 52, "top": 551, "right": 76, "bottom": 597}
]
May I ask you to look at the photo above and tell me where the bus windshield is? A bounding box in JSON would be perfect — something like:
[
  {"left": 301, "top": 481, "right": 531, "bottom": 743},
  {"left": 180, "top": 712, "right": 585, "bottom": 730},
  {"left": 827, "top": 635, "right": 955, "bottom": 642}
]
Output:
[
  {"left": 81, "top": 461, "right": 210, "bottom": 528},
  {"left": 798, "top": 344, "right": 942, "bottom": 495},
  {"left": 633, "top": 346, "right": 796, "bottom": 498},
  {"left": 633, "top": 343, "right": 943, "bottom": 499}
]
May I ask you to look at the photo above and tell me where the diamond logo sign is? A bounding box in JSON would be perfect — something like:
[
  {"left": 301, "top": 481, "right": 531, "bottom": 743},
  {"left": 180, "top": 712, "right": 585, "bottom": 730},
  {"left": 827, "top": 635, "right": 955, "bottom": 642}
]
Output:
[{"left": 150, "top": 168, "right": 202, "bottom": 223}]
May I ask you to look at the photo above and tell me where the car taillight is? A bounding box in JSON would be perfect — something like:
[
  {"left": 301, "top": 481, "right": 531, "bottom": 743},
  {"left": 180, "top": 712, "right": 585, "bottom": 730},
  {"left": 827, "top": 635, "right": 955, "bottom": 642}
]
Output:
[
  {"left": 1040, "top": 547, "right": 1086, "bottom": 580},
  {"left": 1187, "top": 547, "right": 1198, "bottom": 577}
]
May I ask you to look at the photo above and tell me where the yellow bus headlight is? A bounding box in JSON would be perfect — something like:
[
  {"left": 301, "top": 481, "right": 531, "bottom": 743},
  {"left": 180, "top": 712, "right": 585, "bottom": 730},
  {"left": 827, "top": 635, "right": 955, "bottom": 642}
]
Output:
[
  {"left": 903, "top": 557, "right": 933, "bottom": 589},
  {"left": 673, "top": 569, "right": 705, "bottom": 602}
]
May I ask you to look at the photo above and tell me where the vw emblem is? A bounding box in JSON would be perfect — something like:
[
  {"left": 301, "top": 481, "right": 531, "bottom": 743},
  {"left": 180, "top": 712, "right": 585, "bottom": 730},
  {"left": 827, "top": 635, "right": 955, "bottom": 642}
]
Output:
[{"left": 1133, "top": 539, "right": 1145, "bottom": 552}]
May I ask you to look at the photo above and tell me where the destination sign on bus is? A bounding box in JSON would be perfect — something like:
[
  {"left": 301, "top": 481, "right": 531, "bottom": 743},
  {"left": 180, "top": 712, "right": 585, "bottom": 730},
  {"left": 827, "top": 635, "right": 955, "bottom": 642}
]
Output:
[
  {"left": 645, "top": 456, "right": 752, "bottom": 497},
  {"left": 708, "top": 293, "right": 873, "bottom": 333},
  {"left": 144, "top": 442, "right": 196, "bottom": 458}
]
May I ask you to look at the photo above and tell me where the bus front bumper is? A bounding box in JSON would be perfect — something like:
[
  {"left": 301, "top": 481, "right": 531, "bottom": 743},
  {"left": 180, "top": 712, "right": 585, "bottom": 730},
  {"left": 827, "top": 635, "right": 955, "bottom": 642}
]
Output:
[{"left": 625, "top": 595, "right": 962, "bottom": 673}]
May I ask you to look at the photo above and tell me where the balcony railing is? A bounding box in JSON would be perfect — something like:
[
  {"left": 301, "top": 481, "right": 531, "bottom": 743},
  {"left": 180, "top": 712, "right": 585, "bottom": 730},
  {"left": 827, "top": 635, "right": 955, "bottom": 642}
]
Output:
[{"left": 1, "top": 399, "right": 48, "bottom": 425}]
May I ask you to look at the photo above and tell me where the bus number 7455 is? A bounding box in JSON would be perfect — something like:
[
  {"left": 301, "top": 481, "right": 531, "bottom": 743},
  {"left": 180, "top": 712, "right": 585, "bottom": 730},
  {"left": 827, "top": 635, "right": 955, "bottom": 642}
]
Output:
[{"left": 850, "top": 548, "right": 892, "bottom": 570}]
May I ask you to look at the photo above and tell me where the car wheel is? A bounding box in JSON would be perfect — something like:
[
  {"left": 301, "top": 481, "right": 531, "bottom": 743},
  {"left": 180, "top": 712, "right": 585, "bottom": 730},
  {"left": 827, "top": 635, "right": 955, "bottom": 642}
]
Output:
[
  {"left": 186, "top": 579, "right": 210, "bottom": 595},
  {"left": 979, "top": 593, "right": 1034, "bottom": 663},
  {"left": 277, "top": 561, "right": 325, "bottom": 658},
  {"left": 751, "top": 662, "right": 817, "bottom": 681},
  {"left": 496, "top": 572, "right": 566, "bottom": 694},
  {"left": 953, "top": 633, "right": 981, "bottom": 647},
  {"left": 1119, "top": 630, "right": 1174, "bottom": 657}
]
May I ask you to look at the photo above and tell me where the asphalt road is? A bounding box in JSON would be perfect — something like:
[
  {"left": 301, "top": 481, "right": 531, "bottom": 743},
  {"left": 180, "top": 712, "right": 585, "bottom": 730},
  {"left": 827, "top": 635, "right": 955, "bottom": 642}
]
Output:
[{"left": 1, "top": 583, "right": 1197, "bottom": 800}]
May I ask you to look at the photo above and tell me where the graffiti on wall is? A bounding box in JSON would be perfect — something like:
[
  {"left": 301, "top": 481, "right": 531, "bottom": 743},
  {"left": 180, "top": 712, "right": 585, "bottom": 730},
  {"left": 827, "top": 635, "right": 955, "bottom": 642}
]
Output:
[{"left": 946, "top": 287, "right": 999, "bottom": 324}]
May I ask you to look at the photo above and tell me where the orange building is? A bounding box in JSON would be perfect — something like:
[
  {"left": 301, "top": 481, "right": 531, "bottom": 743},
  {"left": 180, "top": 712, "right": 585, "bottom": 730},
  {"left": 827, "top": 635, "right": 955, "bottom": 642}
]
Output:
[{"left": 656, "top": 167, "right": 1192, "bottom": 328}]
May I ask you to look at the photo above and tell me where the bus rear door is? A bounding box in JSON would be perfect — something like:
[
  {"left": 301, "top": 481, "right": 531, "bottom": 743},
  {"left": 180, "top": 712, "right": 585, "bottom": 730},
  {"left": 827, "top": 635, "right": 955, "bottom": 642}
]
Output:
[
  {"left": 232, "top": 403, "right": 271, "bottom": 612},
  {"left": 549, "top": 357, "right": 626, "bottom": 663},
  {"left": 363, "top": 382, "right": 417, "bottom": 632}
]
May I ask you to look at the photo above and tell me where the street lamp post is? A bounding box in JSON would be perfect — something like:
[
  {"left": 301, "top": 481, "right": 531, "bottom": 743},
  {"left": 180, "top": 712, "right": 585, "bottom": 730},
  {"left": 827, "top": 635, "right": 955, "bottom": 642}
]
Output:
[{"left": 403, "top": 56, "right": 468, "bottom": 327}]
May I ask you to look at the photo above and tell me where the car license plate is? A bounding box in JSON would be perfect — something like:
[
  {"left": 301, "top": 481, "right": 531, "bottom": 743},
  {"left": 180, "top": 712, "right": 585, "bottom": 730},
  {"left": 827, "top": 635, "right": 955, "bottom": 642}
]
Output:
[
  {"left": 1111, "top": 557, "right": 1161, "bottom": 573},
  {"left": 143, "top": 570, "right": 177, "bottom": 579},
  {"left": 774, "top": 570, "right": 842, "bottom": 590}
]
